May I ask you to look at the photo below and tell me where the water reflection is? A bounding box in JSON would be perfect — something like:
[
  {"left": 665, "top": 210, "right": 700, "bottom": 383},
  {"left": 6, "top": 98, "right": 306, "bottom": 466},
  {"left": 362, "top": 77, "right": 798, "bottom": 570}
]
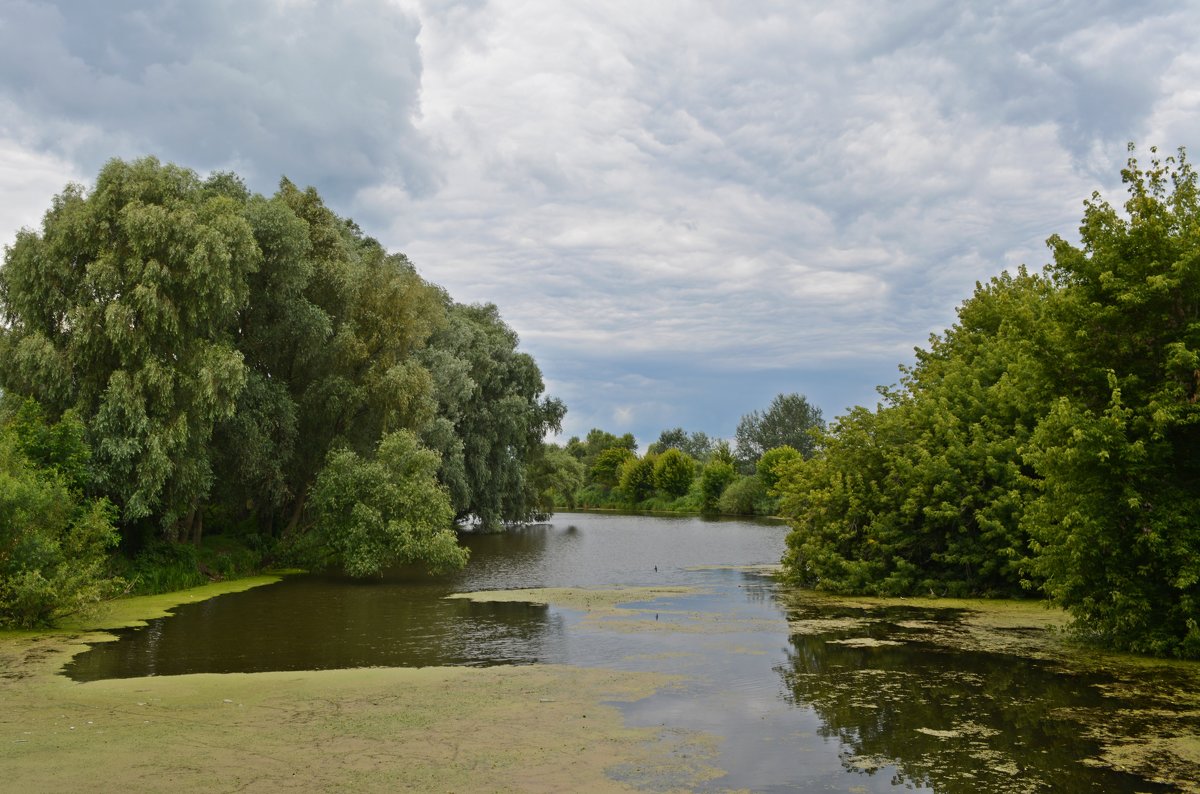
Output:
[{"left": 774, "top": 600, "right": 1183, "bottom": 793}]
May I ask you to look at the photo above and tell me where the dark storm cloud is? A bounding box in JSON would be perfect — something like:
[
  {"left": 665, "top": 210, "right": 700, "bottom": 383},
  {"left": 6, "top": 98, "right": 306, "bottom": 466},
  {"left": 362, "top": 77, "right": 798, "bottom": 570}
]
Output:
[{"left": 0, "top": 0, "right": 435, "bottom": 200}]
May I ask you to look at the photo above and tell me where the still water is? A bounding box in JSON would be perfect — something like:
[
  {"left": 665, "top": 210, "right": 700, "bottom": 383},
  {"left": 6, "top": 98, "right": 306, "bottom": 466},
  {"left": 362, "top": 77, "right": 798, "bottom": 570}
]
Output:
[{"left": 67, "top": 512, "right": 1196, "bottom": 792}]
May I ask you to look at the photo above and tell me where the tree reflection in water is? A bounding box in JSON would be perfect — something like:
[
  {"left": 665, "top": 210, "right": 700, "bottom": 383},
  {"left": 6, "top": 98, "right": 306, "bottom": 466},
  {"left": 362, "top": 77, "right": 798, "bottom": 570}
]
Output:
[{"left": 775, "top": 599, "right": 1190, "bottom": 793}]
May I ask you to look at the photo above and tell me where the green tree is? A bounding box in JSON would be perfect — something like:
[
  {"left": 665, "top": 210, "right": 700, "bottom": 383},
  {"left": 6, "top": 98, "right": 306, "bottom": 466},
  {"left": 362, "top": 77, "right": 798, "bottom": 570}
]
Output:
[
  {"left": 618, "top": 453, "right": 658, "bottom": 503},
  {"left": 717, "top": 474, "right": 768, "bottom": 515},
  {"left": 699, "top": 459, "right": 737, "bottom": 512},
  {"left": 421, "top": 302, "right": 565, "bottom": 528},
  {"left": 260, "top": 180, "right": 444, "bottom": 537},
  {"left": 710, "top": 440, "right": 736, "bottom": 467},
  {"left": 0, "top": 158, "right": 257, "bottom": 538},
  {"left": 3, "top": 397, "right": 90, "bottom": 489},
  {"left": 524, "top": 444, "right": 584, "bottom": 513},
  {"left": 648, "top": 427, "right": 713, "bottom": 461},
  {"left": 592, "top": 446, "right": 635, "bottom": 490},
  {"left": 779, "top": 269, "right": 1054, "bottom": 597},
  {"left": 652, "top": 448, "right": 696, "bottom": 497},
  {"left": 307, "top": 430, "right": 465, "bottom": 577},
  {"left": 566, "top": 428, "right": 638, "bottom": 477},
  {"left": 735, "top": 393, "right": 824, "bottom": 469},
  {"left": 1023, "top": 146, "right": 1200, "bottom": 657},
  {"left": 0, "top": 158, "right": 568, "bottom": 579},
  {"left": 756, "top": 445, "right": 801, "bottom": 492}
]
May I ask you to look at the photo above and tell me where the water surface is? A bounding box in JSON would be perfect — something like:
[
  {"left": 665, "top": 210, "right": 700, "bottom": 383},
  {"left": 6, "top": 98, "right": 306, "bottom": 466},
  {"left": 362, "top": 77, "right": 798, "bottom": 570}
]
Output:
[{"left": 66, "top": 512, "right": 1197, "bottom": 792}]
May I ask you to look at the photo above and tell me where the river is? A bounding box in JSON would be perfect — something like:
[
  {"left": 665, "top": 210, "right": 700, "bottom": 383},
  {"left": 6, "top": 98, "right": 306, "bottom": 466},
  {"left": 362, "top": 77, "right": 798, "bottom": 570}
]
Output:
[{"left": 66, "top": 512, "right": 1199, "bottom": 792}]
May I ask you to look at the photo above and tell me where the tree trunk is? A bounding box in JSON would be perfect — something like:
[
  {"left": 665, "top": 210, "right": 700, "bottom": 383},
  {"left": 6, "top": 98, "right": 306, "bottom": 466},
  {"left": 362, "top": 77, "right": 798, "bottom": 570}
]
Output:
[
  {"left": 179, "top": 506, "right": 196, "bottom": 545},
  {"left": 284, "top": 491, "right": 307, "bottom": 538}
]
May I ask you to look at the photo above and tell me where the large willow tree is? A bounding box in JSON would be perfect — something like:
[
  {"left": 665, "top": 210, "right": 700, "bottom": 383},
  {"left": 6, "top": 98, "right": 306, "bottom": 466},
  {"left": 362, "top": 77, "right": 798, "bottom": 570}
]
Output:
[
  {"left": 0, "top": 157, "right": 564, "bottom": 578},
  {"left": 0, "top": 160, "right": 255, "bottom": 532}
]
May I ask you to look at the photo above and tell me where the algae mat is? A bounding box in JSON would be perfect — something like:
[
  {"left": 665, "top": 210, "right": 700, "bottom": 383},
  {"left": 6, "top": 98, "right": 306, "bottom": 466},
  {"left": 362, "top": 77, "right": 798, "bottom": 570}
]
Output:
[{"left": 0, "top": 581, "right": 719, "bottom": 793}]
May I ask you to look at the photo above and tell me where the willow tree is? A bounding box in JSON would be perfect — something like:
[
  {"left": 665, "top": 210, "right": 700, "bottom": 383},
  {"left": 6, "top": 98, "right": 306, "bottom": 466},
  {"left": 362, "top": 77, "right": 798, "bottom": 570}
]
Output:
[
  {"left": 1, "top": 157, "right": 565, "bottom": 577},
  {"left": 0, "top": 158, "right": 256, "bottom": 538},
  {"left": 421, "top": 302, "right": 565, "bottom": 527}
]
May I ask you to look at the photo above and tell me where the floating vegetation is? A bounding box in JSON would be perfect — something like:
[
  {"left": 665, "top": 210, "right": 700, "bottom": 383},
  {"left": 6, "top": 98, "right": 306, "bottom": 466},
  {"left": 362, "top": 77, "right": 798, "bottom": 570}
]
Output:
[{"left": 776, "top": 587, "right": 1200, "bottom": 792}]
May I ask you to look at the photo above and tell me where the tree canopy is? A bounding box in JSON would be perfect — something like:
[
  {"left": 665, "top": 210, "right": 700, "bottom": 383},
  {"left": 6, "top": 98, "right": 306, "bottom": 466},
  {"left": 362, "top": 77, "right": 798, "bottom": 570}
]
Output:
[
  {"left": 0, "top": 157, "right": 564, "bottom": 599},
  {"left": 735, "top": 393, "right": 824, "bottom": 469},
  {"left": 647, "top": 427, "right": 713, "bottom": 461},
  {"left": 778, "top": 146, "right": 1200, "bottom": 658}
]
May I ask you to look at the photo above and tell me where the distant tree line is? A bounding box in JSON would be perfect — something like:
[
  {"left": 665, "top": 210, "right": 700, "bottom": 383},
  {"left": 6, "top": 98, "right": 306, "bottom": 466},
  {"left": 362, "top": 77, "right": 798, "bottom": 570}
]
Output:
[
  {"left": 0, "top": 157, "right": 565, "bottom": 626},
  {"left": 543, "top": 393, "right": 824, "bottom": 517},
  {"left": 776, "top": 147, "right": 1200, "bottom": 659}
]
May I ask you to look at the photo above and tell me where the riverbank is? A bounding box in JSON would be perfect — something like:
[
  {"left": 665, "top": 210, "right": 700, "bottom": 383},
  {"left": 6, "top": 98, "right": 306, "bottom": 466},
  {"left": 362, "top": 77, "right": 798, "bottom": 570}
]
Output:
[{"left": 0, "top": 579, "right": 719, "bottom": 793}]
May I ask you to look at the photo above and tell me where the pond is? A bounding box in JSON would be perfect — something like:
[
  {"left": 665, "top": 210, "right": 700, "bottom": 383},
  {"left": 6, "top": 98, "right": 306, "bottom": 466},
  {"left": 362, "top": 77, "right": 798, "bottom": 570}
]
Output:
[{"left": 66, "top": 512, "right": 1198, "bottom": 792}]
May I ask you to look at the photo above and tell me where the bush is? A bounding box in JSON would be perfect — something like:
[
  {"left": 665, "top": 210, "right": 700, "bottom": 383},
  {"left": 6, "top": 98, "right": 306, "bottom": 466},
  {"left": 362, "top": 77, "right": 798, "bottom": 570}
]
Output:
[
  {"left": 699, "top": 460, "right": 736, "bottom": 511},
  {"left": 757, "top": 446, "right": 800, "bottom": 493},
  {"left": 0, "top": 411, "right": 121, "bottom": 627},
  {"left": 653, "top": 449, "right": 696, "bottom": 497},
  {"left": 717, "top": 475, "right": 768, "bottom": 515},
  {"left": 121, "top": 541, "right": 207, "bottom": 595},
  {"left": 308, "top": 431, "right": 466, "bottom": 577},
  {"left": 618, "top": 453, "right": 657, "bottom": 503}
]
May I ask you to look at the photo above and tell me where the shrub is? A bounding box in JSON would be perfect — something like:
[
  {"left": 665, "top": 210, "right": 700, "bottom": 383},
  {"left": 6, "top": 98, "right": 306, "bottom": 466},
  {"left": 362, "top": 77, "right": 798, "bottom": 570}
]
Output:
[
  {"left": 718, "top": 474, "right": 767, "bottom": 515},
  {"left": 0, "top": 411, "right": 121, "bottom": 627},
  {"left": 653, "top": 449, "right": 696, "bottom": 497},
  {"left": 699, "top": 460, "right": 736, "bottom": 511}
]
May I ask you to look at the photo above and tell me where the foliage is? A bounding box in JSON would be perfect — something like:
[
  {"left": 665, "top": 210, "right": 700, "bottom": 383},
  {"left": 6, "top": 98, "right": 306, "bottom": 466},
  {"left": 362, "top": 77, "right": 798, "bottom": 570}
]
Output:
[
  {"left": 618, "top": 453, "right": 658, "bottom": 503},
  {"left": 647, "top": 427, "right": 713, "bottom": 461},
  {"left": 652, "top": 448, "right": 695, "bottom": 497},
  {"left": 307, "top": 430, "right": 466, "bottom": 577},
  {"left": 735, "top": 393, "right": 824, "bottom": 469},
  {"left": 566, "top": 428, "right": 638, "bottom": 491},
  {"left": 421, "top": 302, "right": 565, "bottom": 528},
  {"left": 559, "top": 428, "right": 779, "bottom": 515},
  {"left": 0, "top": 158, "right": 254, "bottom": 534},
  {"left": 717, "top": 474, "right": 768, "bottom": 515},
  {"left": 699, "top": 459, "right": 737, "bottom": 511},
  {"left": 116, "top": 533, "right": 266, "bottom": 595},
  {"left": 0, "top": 157, "right": 563, "bottom": 586},
  {"left": 118, "top": 540, "right": 208, "bottom": 594},
  {"left": 780, "top": 270, "right": 1052, "bottom": 598},
  {"left": 778, "top": 146, "right": 1200, "bottom": 656},
  {"left": 756, "top": 445, "right": 801, "bottom": 493},
  {"left": 590, "top": 446, "right": 635, "bottom": 490},
  {"left": 524, "top": 444, "right": 584, "bottom": 514},
  {"left": 709, "top": 440, "right": 736, "bottom": 467},
  {"left": 1021, "top": 146, "right": 1200, "bottom": 657},
  {"left": 0, "top": 407, "right": 120, "bottom": 627}
]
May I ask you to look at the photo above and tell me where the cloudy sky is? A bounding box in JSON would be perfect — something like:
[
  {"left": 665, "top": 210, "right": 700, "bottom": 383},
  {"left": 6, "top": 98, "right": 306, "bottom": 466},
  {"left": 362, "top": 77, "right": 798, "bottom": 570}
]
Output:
[{"left": 2, "top": 0, "right": 1199, "bottom": 447}]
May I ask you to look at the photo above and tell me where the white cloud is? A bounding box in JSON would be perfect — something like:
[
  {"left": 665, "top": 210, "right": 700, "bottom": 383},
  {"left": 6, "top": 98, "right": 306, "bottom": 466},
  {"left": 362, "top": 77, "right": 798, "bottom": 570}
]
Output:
[{"left": 0, "top": 132, "right": 81, "bottom": 250}]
